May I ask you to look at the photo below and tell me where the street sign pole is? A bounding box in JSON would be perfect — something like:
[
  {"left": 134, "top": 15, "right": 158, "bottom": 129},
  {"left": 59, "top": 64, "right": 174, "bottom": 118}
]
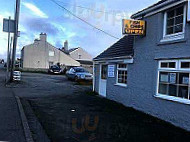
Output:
[
  {"left": 6, "top": 17, "right": 11, "bottom": 83},
  {"left": 188, "top": 0, "right": 190, "bottom": 22},
  {"left": 10, "top": 0, "right": 21, "bottom": 82}
]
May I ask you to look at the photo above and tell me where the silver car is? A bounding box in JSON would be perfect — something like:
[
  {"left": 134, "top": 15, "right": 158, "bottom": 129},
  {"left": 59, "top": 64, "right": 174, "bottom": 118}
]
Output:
[{"left": 66, "top": 67, "right": 93, "bottom": 81}]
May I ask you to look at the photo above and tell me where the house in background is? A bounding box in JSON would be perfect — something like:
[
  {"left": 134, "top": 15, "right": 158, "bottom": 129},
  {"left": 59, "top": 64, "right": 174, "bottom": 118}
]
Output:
[
  {"left": 21, "top": 33, "right": 80, "bottom": 71},
  {"left": 61, "top": 42, "right": 93, "bottom": 72},
  {"left": 68, "top": 47, "right": 92, "bottom": 61},
  {"left": 94, "top": 0, "right": 190, "bottom": 131},
  {"left": 69, "top": 47, "right": 93, "bottom": 72}
]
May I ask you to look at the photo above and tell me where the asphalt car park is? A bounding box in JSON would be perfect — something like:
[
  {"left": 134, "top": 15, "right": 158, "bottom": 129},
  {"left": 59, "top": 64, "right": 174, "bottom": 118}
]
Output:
[{"left": 7, "top": 71, "right": 190, "bottom": 142}]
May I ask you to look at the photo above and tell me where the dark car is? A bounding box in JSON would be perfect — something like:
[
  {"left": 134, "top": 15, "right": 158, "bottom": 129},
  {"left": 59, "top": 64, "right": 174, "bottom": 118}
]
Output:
[
  {"left": 48, "top": 65, "right": 62, "bottom": 74},
  {"left": 4, "top": 63, "right": 7, "bottom": 68},
  {"left": 66, "top": 67, "right": 93, "bottom": 81}
]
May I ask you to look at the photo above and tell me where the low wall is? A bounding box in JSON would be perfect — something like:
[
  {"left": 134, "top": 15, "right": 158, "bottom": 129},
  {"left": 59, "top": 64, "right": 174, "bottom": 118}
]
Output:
[{"left": 20, "top": 68, "right": 48, "bottom": 73}]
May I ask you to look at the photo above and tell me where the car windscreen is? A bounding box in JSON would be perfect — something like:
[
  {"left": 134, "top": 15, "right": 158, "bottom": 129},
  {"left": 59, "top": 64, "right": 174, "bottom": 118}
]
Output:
[
  {"left": 51, "top": 66, "right": 60, "bottom": 70},
  {"left": 75, "top": 68, "right": 88, "bottom": 73},
  {"left": 14, "top": 72, "right": 21, "bottom": 75}
]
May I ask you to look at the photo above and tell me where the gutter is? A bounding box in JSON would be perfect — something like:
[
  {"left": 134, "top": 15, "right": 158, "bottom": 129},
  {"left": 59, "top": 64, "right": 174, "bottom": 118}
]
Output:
[
  {"left": 131, "top": 0, "right": 186, "bottom": 19},
  {"left": 93, "top": 55, "right": 133, "bottom": 62}
]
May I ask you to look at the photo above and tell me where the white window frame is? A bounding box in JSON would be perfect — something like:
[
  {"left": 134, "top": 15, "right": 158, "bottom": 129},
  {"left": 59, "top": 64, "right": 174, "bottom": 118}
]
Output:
[
  {"left": 158, "top": 60, "right": 178, "bottom": 70},
  {"left": 156, "top": 59, "right": 190, "bottom": 105},
  {"left": 161, "top": 4, "right": 187, "bottom": 42},
  {"left": 116, "top": 64, "right": 128, "bottom": 87},
  {"left": 179, "top": 59, "right": 190, "bottom": 71}
]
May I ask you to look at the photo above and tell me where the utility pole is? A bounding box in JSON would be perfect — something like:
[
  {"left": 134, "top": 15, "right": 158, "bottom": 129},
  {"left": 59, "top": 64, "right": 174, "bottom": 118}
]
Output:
[
  {"left": 10, "top": 0, "right": 21, "bottom": 82},
  {"left": 6, "top": 17, "right": 11, "bottom": 83}
]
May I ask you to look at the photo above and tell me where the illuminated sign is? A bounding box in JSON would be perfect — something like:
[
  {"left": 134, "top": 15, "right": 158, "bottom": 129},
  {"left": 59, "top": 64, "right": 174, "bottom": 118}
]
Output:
[{"left": 122, "top": 19, "right": 146, "bottom": 36}]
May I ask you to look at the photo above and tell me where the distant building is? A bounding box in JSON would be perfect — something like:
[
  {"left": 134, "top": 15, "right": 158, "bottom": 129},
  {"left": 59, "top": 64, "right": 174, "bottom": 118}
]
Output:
[
  {"left": 21, "top": 33, "right": 80, "bottom": 70},
  {"left": 68, "top": 47, "right": 93, "bottom": 72},
  {"left": 69, "top": 47, "right": 92, "bottom": 61}
]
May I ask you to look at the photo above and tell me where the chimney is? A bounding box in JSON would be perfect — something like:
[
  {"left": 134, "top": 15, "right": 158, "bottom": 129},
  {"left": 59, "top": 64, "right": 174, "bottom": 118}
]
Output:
[
  {"left": 40, "top": 33, "right": 47, "bottom": 41},
  {"left": 64, "top": 40, "right": 68, "bottom": 51}
]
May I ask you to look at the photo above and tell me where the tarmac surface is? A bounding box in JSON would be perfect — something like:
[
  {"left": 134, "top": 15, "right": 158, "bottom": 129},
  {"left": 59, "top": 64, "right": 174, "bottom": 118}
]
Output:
[
  {"left": 1, "top": 64, "right": 190, "bottom": 142},
  {"left": 0, "top": 64, "right": 26, "bottom": 142}
]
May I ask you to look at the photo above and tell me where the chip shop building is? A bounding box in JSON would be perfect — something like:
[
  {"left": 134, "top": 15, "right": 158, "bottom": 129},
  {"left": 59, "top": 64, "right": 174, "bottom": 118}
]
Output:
[{"left": 93, "top": 0, "right": 190, "bottom": 131}]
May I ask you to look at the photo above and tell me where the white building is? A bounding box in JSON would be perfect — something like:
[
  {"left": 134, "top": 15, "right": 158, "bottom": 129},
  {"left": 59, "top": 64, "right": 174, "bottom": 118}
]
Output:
[{"left": 21, "top": 33, "right": 80, "bottom": 70}]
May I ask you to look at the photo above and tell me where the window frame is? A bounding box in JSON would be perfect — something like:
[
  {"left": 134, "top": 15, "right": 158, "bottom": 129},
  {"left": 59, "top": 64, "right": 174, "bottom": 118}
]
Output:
[
  {"left": 162, "top": 4, "right": 187, "bottom": 42},
  {"left": 158, "top": 60, "right": 178, "bottom": 70},
  {"left": 156, "top": 59, "right": 190, "bottom": 105},
  {"left": 116, "top": 64, "right": 128, "bottom": 87}
]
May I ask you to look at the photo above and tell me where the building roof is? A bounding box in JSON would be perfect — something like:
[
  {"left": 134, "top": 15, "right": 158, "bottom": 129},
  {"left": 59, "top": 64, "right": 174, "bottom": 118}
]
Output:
[
  {"left": 131, "top": 0, "right": 181, "bottom": 19},
  {"left": 76, "top": 59, "right": 93, "bottom": 65},
  {"left": 93, "top": 36, "right": 134, "bottom": 61},
  {"left": 69, "top": 48, "right": 79, "bottom": 53}
]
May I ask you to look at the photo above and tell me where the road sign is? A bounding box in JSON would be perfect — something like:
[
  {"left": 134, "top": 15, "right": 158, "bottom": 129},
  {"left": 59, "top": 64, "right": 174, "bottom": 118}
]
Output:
[
  {"left": 122, "top": 19, "right": 146, "bottom": 36},
  {"left": 3, "top": 18, "right": 15, "bottom": 33}
]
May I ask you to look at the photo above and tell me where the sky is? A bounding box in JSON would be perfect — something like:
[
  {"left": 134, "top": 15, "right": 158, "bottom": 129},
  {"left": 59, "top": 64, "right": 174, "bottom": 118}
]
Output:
[{"left": 0, "top": 0, "right": 159, "bottom": 60}]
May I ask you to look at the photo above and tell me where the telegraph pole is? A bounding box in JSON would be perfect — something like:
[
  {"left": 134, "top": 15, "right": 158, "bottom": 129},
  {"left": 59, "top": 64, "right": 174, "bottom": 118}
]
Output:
[
  {"left": 10, "top": 0, "right": 21, "bottom": 82},
  {"left": 6, "top": 17, "right": 11, "bottom": 83}
]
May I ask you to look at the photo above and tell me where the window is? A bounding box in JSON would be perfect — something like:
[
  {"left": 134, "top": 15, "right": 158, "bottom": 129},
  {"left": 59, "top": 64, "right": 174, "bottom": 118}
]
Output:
[
  {"left": 101, "top": 65, "right": 107, "bottom": 80},
  {"left": 181, "top": 61, "right": 190, "bottom": 69},
  {"left": 166, "top": 6, "right": 184, "bottom": 35},
  {"left": 157, "top": 60, "right": 190, "bottom": 104},
  {"left": 160, "top": 62, "right": 176, "bottom": 68},
  {"left": 117, "top": 64, "right": 127, "bottom": 86},
  {"left": 49, "top": 62, "right": 54, "bottom": 67},
  {"left": 49, "top": 51, "right": 55, "bottom": 57},
  {"left": 162, "top": 5, "right": 186, "bottom": 42}
]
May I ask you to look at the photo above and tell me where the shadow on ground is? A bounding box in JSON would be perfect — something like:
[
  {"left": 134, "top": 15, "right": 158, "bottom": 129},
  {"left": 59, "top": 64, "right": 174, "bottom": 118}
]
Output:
[{"left": 21, "top": 93, "right": 190, "bottom": 142}]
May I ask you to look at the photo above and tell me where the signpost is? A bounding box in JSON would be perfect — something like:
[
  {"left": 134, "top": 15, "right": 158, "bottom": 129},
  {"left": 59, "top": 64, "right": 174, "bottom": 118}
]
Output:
[
  {"left": 188, "top": 0, "right": 190, "bottom": 22},
  {"left": 122, "top": 19, "right": 146, "bottom": 35},
  {"left": 3, "top": 18, "right": 15, "bottom": 33},
  {"left": 3, "top": 17, "right": 15, "bottom": 83},
  {"left": 2, "top": 0, "right": 20, "bottom": 83}
]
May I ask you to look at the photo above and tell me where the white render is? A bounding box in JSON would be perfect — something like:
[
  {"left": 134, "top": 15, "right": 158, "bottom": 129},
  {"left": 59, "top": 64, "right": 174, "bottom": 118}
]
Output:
[
  {"left": 69, "top": 47, "right": 92, "bottom": 61},
  {"left": 21, "top": 33, "right": 80, "bottom": 69}
]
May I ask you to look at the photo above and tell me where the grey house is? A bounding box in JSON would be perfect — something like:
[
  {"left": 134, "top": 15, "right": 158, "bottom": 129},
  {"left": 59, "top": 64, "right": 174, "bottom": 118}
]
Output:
[{"left": 93, "top": 0, "right": 190, "bottom": 131}]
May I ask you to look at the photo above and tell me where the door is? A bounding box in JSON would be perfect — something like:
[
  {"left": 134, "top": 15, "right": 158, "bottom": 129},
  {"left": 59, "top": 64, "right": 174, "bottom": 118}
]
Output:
[{"left": 99, "top": 64, "right": 107, "bottom": 97}]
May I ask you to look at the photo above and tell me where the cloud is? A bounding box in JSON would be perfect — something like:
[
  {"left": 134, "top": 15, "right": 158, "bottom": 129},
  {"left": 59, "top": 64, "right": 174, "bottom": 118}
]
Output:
[
  {"left": 22, "top": 2, "right": 48, "bottom": 18},
  {"left": 22, "top": 17, "right": 59, "bottom": 35}
]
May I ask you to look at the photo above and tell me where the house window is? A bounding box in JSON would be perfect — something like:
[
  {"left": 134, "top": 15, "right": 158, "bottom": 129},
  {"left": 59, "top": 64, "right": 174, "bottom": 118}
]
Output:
[
  {"left": 166, "top": 6, "right": 184, "bottom": 35},
  {"left": 162, "top": 5, "right": 186, "bottom": 42},
  {"left": 49, "top": 51, "right": 55, "bottom": 57},
  {"left": 117, "top": 64, "right": 127, "bottom": 86},
  {"left": 157, "top": 60, "right": 190, "bottom": 104}
]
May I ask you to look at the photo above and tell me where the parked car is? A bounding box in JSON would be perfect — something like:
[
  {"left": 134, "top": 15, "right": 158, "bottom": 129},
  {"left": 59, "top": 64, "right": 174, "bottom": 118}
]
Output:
[
  {"left": 48, "top": 65, "right": 62, "bottom": 74},
  {"left": 66, "top": 67, "right": 93, "bottom": 81},
  {"left": 13, "top": 71, "right": 21, "bottom": 81},
  {"left": 4, "top": 63, "right": 7, "bottom": 68}
]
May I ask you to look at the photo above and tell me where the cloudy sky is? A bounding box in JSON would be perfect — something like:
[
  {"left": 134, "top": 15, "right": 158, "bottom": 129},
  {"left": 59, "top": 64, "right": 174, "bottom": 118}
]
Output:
[{"left": 0, "top": 0, "right": 159, "bottom": 59}]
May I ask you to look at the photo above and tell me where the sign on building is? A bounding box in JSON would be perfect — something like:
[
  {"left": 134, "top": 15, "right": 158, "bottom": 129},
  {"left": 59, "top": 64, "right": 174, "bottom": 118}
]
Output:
[
  {"left": 122, "top": 19, "right": 146, "bottom": 36},
  {"left": 108, "top": 65, "right": 115, "bottom": 78},
  {"left": 188, "top": 0, "right": 190, "bottom": 22},
  {"left": 3, "top": 18, "right": 15, "bottom": 33}
]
